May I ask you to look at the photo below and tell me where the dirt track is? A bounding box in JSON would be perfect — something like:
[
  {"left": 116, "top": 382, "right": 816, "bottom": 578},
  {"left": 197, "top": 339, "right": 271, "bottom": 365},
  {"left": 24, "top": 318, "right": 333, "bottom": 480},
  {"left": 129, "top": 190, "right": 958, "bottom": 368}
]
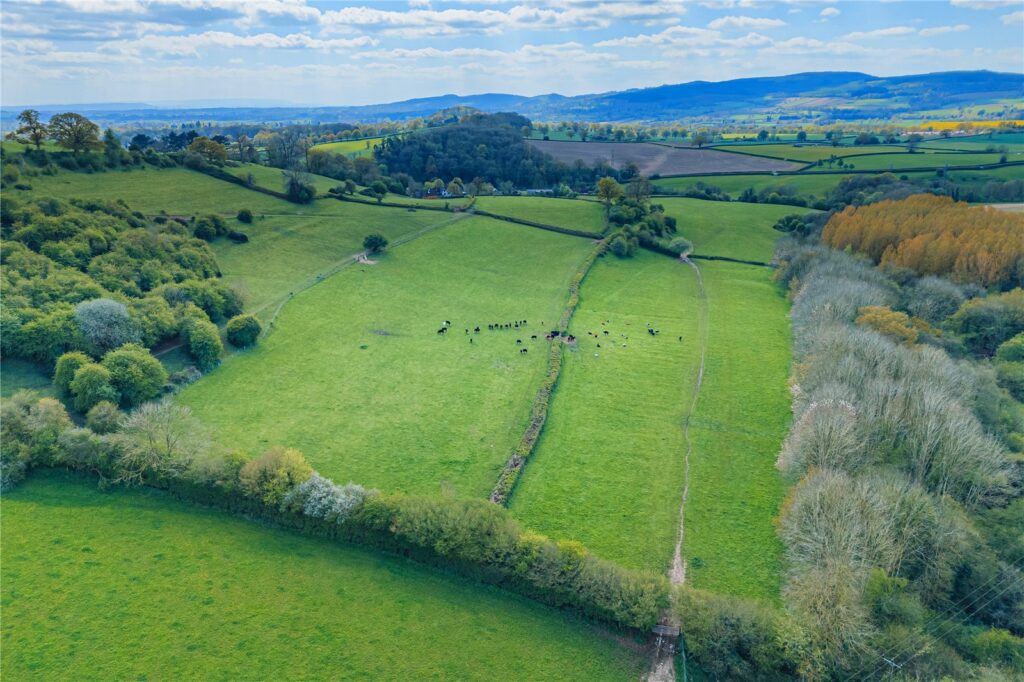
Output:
[{"left": 528, "top": 139, "right": 801, "bottom": 176}]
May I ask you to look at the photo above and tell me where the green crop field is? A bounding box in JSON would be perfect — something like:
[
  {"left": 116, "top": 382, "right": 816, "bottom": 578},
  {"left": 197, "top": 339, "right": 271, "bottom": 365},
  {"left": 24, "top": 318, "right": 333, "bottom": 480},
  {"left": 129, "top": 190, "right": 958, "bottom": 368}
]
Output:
[
  {"left": 311, "top": 137, "right": 383, "bottom": 157},
  {"left": 510, "top": 250, "right": 700, "bottom": 571},
  {"left": 1, "top": 471, "right": 644, "bottom": 681},
  {"left": 811, "top": 151, "right": 1012, "bottom": 171},
  {"left": 214, "top": 206, "right": 463, "bottom": 314},
  {"left": 179, "top": 217, "right": 594, "bottom": 497},
  {"left": 683, "top": 261, "right": 790, "bottom": 601},
  {"left": 716, "top": 143, "right": 905, "bottom": 162},
  {"left": 656, "top": 198, "right": 806, "bottom": 262},
  {"left": 475, "top": 196, "right": 607, "bottom": 233}
]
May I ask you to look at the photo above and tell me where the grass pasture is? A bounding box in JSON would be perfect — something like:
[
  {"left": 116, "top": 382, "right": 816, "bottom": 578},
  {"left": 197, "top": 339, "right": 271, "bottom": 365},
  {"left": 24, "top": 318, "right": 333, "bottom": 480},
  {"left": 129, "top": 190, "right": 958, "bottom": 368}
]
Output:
[
  {"left": 510, "top": 250, "right": 701, "bottom": 571},
  {"left": 0, "top": 359, "right": 55, "bottom": 398},
  {"left": 811, "top": 151, "right": 1011, "bottom": 171},
  {"left": 179, "top": 217, "right": 594, "bottom": 497},
  {"left": 715, "top": 143, "right": 905, "bottom": 162},
  {"left": 653, "top": 173, "right": 848, "bottom": 197},
  {"left": 311, "top": 137, "right": 384, "bottom": 157},
  {"left": 1, "top": 471, "right": 645, "bottom": 681},
  {"left": 657, "top": 198, "right": 806, "bottom": 262},
  {"left": 474, "top": 195, "right": 606, "bottom": 233},
  {"left": 214, "top": 205, "right": 463, "bottom": 314},
  {"left": 231, "top": 163, "right": 339, "bottom": 195},
  {"left": 683, "top": 261, "right": 790, "bottom": 601}
]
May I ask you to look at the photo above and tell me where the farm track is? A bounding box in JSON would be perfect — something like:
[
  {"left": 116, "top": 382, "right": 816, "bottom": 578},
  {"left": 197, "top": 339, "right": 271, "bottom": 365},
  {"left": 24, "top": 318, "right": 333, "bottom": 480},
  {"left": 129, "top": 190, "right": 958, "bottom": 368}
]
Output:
[{"left": 669, "top": 256, "right": 708, "bottom": 588}]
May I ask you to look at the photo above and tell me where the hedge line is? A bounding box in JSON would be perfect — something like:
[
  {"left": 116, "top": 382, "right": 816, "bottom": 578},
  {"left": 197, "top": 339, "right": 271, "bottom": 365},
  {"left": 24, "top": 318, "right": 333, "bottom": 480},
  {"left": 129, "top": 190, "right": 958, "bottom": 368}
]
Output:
[
  {"left": 640, "top": 242, "right": 773, "bottom": 267},
  {"left": 193, "top": 165, "right": 298, "bottom": 203},
  {"left": 325, "top": 193, "right": 454, "bottom": 213},
  {"left": 489, "top": 240, "right": 607, "bottom": 505}
]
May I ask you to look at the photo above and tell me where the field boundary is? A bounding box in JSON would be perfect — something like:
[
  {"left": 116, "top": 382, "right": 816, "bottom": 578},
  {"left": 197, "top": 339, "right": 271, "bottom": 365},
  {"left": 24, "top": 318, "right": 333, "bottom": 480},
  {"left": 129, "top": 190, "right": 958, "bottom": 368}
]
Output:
[
  {"left": 472, "top": 208, "right": 604, "bottom": 239},
  {"left": 489, "top": 239, "right": 607, "bottom": 505},
  {"left": 651, "top": 158, "right": 1024, "bottom": 180}
]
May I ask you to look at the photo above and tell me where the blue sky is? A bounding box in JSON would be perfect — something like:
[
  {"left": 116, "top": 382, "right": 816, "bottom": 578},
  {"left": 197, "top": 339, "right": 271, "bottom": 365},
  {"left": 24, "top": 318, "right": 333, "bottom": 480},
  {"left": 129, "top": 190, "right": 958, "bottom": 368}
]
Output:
[{"left": 2, "top": 0, "right": 1022, "bottom": 106}]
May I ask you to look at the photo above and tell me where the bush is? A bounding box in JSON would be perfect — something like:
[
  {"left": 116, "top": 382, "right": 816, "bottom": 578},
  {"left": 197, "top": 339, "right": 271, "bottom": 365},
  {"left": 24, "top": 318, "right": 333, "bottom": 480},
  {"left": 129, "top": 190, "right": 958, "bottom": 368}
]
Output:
[
  {"left": 85, "top": 400, "right": 123, "bottom": 434},
  {"left": 281, "top": 473, "right": 369, "bottom": 524},
  {"left": 74, "top": 298, "right": 140, "bottom": 355},
  {"left": 113, "top": 400, "right": 208, "bottom": 485},
  {"left": 285, "top": 172, "right": 316, "bottom": 203},
  {"left": 101, "top": 343, "right": 168, "bottom": 407},
  {"left": 236, "top": 208, "right": 253, "bottom": 223},
  {"left": 53, "top": 351, "right": 91, "bottom": 395},
  {"left": 996, "top": 361, "right": 1024, "bottom": 401},
  {"left": 668, "top": 236, "right": 693, "bottom": 256},
  {"left": 70, "top": 363, "right": 120, "bottom": 412},
  {"left": 238, "top": 447, "right": 314, "bottom": 506},
  {"left": 226, "top": 314, "right": 261, "bottom": 348},
  {"left": 169, "top": 366, "right": 202, "bottom": 386},
  {"left": 183, "top": 317, "right": 223, "bottom": 371},
  {"left": 949, "top": 289, "right": 1024, "bottom": 356},
  {"left": 227, "top": 230, "right": 249, "bottom": 244},
  {"left": 996, "top": 333, "right": 1024, "bottom": 363}
]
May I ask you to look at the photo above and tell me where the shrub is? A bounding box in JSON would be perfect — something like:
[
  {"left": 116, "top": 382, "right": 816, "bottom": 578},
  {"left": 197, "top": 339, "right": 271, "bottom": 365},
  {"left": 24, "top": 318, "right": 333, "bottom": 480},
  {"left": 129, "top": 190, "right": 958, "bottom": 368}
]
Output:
[
  {"left": 996, "top": 333, "right": 1024, "bottom": 363},
  {"left": 362, "top": 233, "right": 388, "bottom": 254},
  {"left": 113, "top": 400, "right": 208, "bottom": 485},
  {"left": 285, "top": 172, "right": 316, "bottom": 203},
  {"left": 238, "top": 447, "right": 313, "bottom": 506},
  {"left": 227, "top": 230, "right": 249, "bottom": 243},
  {"left": 949, "top": 289, "right": 1024, "bottom": 356},
  {"left": 74, "top": 298, "right": 140, "bottom": 355},
  {"left": 903, "top": 276, "right": 966, "bottom": 325},
  {"left": 226, "top": 314, "right": 261, "bottom": 348},
  {"left": 855, "top": 305, "right": 918, "bottom": 344},
  {"left": 668, "top": 236, "right": 693, "bottom": 256},
  {"left": 53, "top": 351, "right": 91, "bottom": 395},
  {"left": 183, "top": 317, "right": 222, "bottom": 371},
  {"left": 169, "top": 366, "right": 202, "bottom": 386},
  {"left": 101, "top": 343, "right": 168, "bottom": 407},
  {"left": 281, "top": 474, "right": 369, "bottom": 524},
  {"left": 996, "top": 361, "right": 1024, "bottom": 401},
  {"left": 236, "top": 208, "right": 253, "bottom": 223},
  {"left": 69, "top": 362, "right": 120, "bottom": 412},
  {"left": 85, "top": 400, "right": 123, "bottom": 434}
]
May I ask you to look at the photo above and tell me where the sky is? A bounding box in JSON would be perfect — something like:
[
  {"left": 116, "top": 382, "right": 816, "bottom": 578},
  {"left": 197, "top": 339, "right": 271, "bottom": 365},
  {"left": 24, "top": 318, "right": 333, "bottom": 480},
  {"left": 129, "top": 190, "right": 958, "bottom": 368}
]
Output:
[{"left": 2, "top": 0, "right": 1023, "bottom": 107}]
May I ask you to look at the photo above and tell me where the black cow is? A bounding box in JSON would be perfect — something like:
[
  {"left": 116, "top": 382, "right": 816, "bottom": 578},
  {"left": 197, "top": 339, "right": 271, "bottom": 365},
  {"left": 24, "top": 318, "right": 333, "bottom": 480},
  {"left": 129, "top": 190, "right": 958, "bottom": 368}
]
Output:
[
  {"left": 531, "top": 335, "right": 537, "bottom": 340},
  {"left": 438, "top": 328, "right": 447, "bottom": 335},
  {"left": 516, "top": 339, "right": 522, "bottom": 345},
  {"left": 520, "top": 348, "right": 528, "bottom": 354}
]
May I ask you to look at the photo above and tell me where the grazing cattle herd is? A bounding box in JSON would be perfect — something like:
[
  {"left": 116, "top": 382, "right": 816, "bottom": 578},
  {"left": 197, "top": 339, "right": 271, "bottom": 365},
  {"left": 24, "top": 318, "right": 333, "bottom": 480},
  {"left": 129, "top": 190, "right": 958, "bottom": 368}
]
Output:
[{"left": 433, "top": 317, "right": 676, "bottom": 356}]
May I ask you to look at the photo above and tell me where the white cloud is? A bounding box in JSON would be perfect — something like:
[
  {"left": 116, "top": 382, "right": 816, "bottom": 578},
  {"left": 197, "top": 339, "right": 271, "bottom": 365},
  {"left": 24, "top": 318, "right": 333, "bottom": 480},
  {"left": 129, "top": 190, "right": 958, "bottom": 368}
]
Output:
[
  {"left": 820, "top": 7, "right": 840, "bottom": 17},
  {"left": 2, "top": 38, "right": 56, "bottom": 54},
  {"left": 919, "top": 23, "right": 970, "bottom": 36},
  {"left": 707, "top": 15, "right": 786, "bottom": 30},
  {"left": 1001, "top": 10, "right": 1024, "bottom": 23},
  {"left": 100, "top": 30, "right": 378, "bottom": 56},
  {"left": 595, "top": 25, "right": 722, "bottom": 47},
  {"left": 841, "top": 26, "right": 915, "bottom": 40}
]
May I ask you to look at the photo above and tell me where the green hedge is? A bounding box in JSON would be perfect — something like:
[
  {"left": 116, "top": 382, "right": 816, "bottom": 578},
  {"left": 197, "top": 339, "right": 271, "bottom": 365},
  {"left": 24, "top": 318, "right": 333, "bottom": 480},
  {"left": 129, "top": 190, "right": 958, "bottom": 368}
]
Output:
[{"left": 489, "top": 240, "right": 606, "bottom": 504}]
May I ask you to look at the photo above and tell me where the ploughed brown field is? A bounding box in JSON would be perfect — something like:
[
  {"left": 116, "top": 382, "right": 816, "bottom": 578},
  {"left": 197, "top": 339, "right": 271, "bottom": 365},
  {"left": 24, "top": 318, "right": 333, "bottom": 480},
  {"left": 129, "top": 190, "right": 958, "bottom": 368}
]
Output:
[{"left": 527, "top": 139, "right": 803, "bottom": 176}]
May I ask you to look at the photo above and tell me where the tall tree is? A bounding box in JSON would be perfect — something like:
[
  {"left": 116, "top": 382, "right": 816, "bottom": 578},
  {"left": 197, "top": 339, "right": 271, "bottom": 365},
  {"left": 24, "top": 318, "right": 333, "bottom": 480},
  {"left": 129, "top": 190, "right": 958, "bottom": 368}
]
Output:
[
  {"left": 596, "top": 176, "right": 623, "bottom": 215},
  {"left": 48, "top": 112, "right": 101, "bottom": 155},
  {"left": 6, "top": 109, "right": 47, "bottom": 150}
]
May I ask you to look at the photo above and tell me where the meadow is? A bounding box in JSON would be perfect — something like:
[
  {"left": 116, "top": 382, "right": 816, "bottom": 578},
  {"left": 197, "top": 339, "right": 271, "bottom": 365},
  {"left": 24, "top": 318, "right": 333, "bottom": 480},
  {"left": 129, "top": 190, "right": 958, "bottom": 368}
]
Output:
[
  {"left": 714, "top": 143, "right": 904, "bottom": 162},
  {"left": 653, "top": 172, "right": 848, "bottom": 197},
  {"left": 310, "top": 137, "right": 383, "bottom": 157},
  {"left": 812, "top": 151, "right": 1012, "bottom": 171},
  {"left": 179, "top": 217, "right": 594, "bottom": 497},
  {"left": 474, "top": 195, "right": 607, "bottom": 233},
  {"left": 510, "top": 250, "right": 701, "bottom": 571},
  {"left": 231, "top": 163, "right": 340, "bottom": 195},
  {"left": 682, "top": 260, "right": 790, "bottom": 601},
  {"left": 656, "top": 198, "right": 805, "bottom": 262},
  {"left": 1, "top": 471, "right": 645, "bottom": 681}
]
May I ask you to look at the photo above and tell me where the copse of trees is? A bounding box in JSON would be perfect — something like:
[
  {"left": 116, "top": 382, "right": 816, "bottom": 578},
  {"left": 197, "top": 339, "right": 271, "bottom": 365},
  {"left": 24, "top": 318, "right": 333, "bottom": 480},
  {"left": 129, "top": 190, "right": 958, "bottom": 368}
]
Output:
[
  {"left": 821, "top": 194, "right": 1024, "bottom": 289},
  {"left": 772, "top": 239, "right": 1023, "bottom": 676},
  {"left": 1, "top": 391, "right": 671, "bottom": 632}
]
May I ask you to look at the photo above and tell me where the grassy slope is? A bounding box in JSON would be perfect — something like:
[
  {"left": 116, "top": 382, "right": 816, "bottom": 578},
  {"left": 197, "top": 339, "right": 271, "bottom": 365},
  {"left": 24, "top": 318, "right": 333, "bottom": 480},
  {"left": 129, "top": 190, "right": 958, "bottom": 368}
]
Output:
[
  {"left": 474, "top": 196, "right": 606, "bottom": 233},
  {"left": 1, "top": 359, "right": 54, "bottom": 398},
  {"left": 654, "top": 173, "right": 848, "bottom": 197},
  {"left": 214, "top": 206, "right": 461, "bottom": 314},
  {"left": 683, "top": 261, "right": 790, "bottom": 601},
  {"left": 657, "top": 198, "right": 805, "bottom": 262},
  {"left": 1, "top": 471, "right": 644, "bottom": 681},
  {"left": 179, "top": 217, "right": 593, "bottom": 497},
  {"left": 14, "top": 166, "right": 298, "bottom": 215},
  {"left": 715, "top": 144, "right": 906, "bottom": 162},
  {"left": 311, "top": 137, "right": 382, "bottom": 157},
  {"left": 510, "top": 250, "right": 700, "bottom": 571},
  {"left": 231, "top": 163, "right": 339, "bottom": 195}
]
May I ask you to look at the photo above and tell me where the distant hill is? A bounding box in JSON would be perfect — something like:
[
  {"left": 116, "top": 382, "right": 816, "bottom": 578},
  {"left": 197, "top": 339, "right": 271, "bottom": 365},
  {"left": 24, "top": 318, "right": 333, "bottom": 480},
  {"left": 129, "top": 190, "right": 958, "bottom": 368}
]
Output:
[{"left": 3, "top": 70, "right": 1021, "bottom": 126}]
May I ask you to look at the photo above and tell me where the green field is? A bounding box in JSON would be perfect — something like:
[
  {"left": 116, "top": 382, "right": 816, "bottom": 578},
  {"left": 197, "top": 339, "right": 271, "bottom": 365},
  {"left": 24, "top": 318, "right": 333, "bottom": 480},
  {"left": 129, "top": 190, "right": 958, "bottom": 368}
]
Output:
[
  {"left": 717, "top": 143, "right": 905, "bottom": 162},
  {"left": 215, "top": 206, "right": 463, "bottom": 314},
  {"left": 653, "top": 173, "right": 848, "bottom": 197},
  {"left": 510, "top": 250, "right": 700, "bottom": 571},
  {"left": 13, "top": 166, "right": 299, "bottom": 215},
  {"left": 311, "top": 137, "right": 383, "bottom": 157},
  {"left": 1, "top": 471, "right": 644, "bottom": 681},
  {"left": 231, "top": 163, "right": 339, "bottom": 195},
  {"left": 656, "top": 198, "right": 806, "bottom": 262},
  {"left": 683, "top": 261, "right": 790, "bottom": 601},
  {"left": 475, "top": 196, "right": 607, "bottom": 233},
  {"left": 179, "top": 217, "right": 593, "bottom": 497},
  {"left": 813, "top": 151, "right": 1012, "bottom": 171},
  {"left": 0, "top": 359, "right": 54, "bottom": 398}
]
